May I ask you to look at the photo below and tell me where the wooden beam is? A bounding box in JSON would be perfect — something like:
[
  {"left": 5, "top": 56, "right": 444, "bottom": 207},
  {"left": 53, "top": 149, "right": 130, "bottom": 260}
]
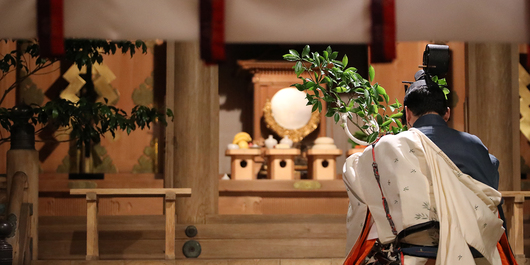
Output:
[
  {"left": 219, "top": 180, "right": 347, "bottom": 197},
  {"left": 206, "top": 214, "right": 346, "bottom": 224},
  {"left": 70, "top": 188, "right": 191, "bottom": 196},
  {"left": 39, "top": 238, "right": 346, "bottom": 260},
  {"left": 40, "top": 222, "right": 347, "bottom": 241}
]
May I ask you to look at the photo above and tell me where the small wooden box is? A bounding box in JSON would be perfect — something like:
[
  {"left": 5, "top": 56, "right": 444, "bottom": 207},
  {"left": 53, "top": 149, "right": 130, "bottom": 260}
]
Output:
[
  {"left": 307, "top": 149, "right": 342, "bottom": 180},
  {"left": 225, "top": 149, "right": 262, "bottom": 180},
  {"left": 264, "top": 149, "right": 301, "bottom": 180}
]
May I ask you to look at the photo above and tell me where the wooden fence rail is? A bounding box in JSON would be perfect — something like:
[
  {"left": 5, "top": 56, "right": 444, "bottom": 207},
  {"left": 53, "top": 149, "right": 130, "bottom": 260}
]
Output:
[
  {"left": 6, "top": 171, "right": 32, "bottom": 265},
  {"left": 70, "top": 188, "right": 191, "bottom": 260},
  {"left": 501, "top": 191, "right": 530, "bottom": 264}
]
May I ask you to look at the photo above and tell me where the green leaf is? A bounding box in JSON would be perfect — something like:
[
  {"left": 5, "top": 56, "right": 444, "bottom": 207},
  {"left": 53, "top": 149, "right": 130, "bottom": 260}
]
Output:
[
  {"left": 325, "top": 107, "right": 334, "bottom": 117},
  {"left": 302, "top": 80, "right": 314, "bottom": 88},
  {"left": 372, "top": 85, "right": 379, "bottom": 99},
  {"left": 330, "top": 51, "right": 338, "bottom": 60},
  {"left": 342, "top": 55, "right": 348, "bottom": 68},
  {"left": 442, "top": 87, "right": 450, "bottom": 100},
  {"left": 289, "top": 49, "right": 300, "bottom": 57},
  {"left": 323, "top": 76, "right": 332, "bottom": 85},
  {"left": 335, "top": 87, "right": 347, "bottom": 93},
  {"left": 283, "top": 54, "right": 298, "bottom": 61},
  {"left": 368, "top": 65, "right": 375, "bottom": 82},
  {"left": 390, "top": 113, "right": 403, "bottom": 118},
  {"left": 381, "top": 119, "right": 392, "bottom": 127},
  {"left": 376, "top": 114, "right": 383, "bottom": 125},
  {"left": 312, "top": 104, "right": 318, "bottom": 113},
  {"left": 368, "top": 104, "right": 378, "bottom": 115},
  {"left": 376, "top": 84, "right": 386, "bottom": 95},
  {"left": 314, "top": 52, "right": 321, "bottom": 66},
  {"left": 367, "top": 132, "right": 378, "bottom": 143},
  {"left": 384, "top": 94, "right": 390, "bottom": 103},
  {"left": 334, "top": 113, "right": 340, "bottom": 123},
  {"left": 302, "top": 45, "right": 310, "bottom": 57},
  {"left": 325, "top": 46, "right": 332, "bottom": 55},
  {"left": 294, "top": 61, "right": 303, "bottom": 76},
  {"left": 294, "top": 83, "right": 305, "bottom": 91}
]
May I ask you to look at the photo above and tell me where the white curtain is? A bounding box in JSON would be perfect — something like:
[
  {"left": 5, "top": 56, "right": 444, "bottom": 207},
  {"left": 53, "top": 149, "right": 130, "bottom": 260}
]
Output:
[{"left": 0, "top": 0, "right": 528, "bottom": 42}]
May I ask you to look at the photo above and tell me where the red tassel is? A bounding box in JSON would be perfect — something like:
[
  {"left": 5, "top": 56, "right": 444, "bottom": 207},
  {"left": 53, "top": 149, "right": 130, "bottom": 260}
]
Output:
[
  {"left": 370, "top": 0, "right": 396, "bottom": 63},
  {"left": 200, "top": 0, "right": 225, "bottom": 64},
  {"left": 37, "top": 0, "right": 64, "bottom": 58}
]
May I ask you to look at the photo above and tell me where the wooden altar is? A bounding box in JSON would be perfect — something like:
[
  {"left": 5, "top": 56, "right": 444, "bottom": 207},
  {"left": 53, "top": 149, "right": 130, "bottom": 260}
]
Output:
[{"left": 237, "top": 60, "right": 327, "bottom": 143}]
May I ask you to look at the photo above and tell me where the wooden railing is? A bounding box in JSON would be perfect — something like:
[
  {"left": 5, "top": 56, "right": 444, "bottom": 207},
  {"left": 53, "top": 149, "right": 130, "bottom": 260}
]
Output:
[
  {"left": 501, "top": 191, "right": 530, "bottom": 264},
  {"left": 70, "top": 188, "right": 192, "bottom": 260}
]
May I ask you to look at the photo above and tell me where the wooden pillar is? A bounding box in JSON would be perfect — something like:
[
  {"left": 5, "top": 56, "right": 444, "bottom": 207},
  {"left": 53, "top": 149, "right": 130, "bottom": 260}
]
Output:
[
  {"left": 168, "top": 42, "right": 219, "bottom": 224},
  {"left": 85, "top": 192, "right": 98, "bottom": 260},
  {"left": 466, "top": 43, "right": 520, "bottom": 191},
  {"left": 6, "top": 151, "right": 38, "bottom": 260},
  {"left": 164, "top": 191, "right": 176, "bottom": 259}
]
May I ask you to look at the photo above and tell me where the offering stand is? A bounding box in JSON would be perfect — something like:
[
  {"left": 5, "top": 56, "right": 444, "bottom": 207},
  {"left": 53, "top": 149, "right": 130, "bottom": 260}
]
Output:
[
  {"left": 225, "top": 149, "right": 262, "bottom": 180},
  {"left": 264, "top": 148, "right": 300, "bottom": 180},
  {"left": 307, "top": 149, "right": 343, "bottom": 180}
]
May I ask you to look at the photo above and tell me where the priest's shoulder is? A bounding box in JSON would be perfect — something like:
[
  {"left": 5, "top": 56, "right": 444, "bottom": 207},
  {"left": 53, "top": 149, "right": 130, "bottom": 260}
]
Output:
[
  {"left": 377, "top": 130, "right": 417, "bottom": 144},
  {"left": 455, "top": 130, "right": 488, "bottom": 147}
]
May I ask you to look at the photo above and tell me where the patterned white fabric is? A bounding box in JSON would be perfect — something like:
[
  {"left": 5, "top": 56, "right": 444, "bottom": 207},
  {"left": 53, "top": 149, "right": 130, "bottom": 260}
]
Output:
[{"left": 343, "top": 129, "right": 504, "bottom": 265}]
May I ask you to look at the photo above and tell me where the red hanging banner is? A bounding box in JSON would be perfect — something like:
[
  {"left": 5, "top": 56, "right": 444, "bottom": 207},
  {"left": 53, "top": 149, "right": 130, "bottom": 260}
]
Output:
[
  {"left": 37, "top": 0, "right": 64, "bottom": 58},
  {"left": 200, "top": 0, "right": 226, "bottom": 64},
  {"left": 527, "top": 44, "right": 530, "bottom": 71},
  {"left": 370, "top": 0, "right": 396, "bottom": 63}
]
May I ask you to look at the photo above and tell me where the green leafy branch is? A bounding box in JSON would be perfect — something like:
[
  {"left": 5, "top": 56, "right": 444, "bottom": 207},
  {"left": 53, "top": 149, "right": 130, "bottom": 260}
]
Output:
[
  {"left": 0, "top": 39, "right": 174, "bottom": 149},
  {"left": 0, "top": 98, "right": 174, "bottom": 147},
  {"left": 283, "top": 45, "right": 405, "bottom": 144},
  {"left": 431, "top": 76, "right": 450, "bottom": 100},
  {"left": 0, "top": 39, "right": 148, "bottom": 106}
]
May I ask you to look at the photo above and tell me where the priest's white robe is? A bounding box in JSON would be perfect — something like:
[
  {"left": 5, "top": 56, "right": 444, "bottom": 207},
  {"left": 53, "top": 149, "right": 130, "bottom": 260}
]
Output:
[{"left": 343, "top": 128, "right": 504, "bottom": 265}]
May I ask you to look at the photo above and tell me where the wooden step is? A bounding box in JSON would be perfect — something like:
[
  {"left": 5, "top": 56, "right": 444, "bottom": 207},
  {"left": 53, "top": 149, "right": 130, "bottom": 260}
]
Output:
[{"left": 39, "top": 215, "right": 348, "bottom": 260}]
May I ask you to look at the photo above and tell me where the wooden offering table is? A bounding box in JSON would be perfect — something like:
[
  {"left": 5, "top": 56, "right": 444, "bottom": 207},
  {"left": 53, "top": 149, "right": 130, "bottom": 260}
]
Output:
[
  {"left": 264, "top": 149, "right": 300, "bottom": 180},
  {"left": 307, "top": 149, "right": 342, "bottom": 180},
  {"left": 225, "top": 148, "right": 262, "bottom": 180},
  {"left": 70, "top": 188, "right": 192, "bottom": 260}
]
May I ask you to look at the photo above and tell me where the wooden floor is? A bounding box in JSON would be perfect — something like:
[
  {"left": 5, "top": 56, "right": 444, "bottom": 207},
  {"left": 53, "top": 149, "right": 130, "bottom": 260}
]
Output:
[{"left": 39, "top": 214, "right": 347, "bottom": 261}]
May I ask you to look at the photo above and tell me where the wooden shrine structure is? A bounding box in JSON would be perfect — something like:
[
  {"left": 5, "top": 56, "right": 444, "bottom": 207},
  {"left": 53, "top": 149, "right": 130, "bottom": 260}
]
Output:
[{"left": 0, "top": 1, "right": 528, "bottom": 264}]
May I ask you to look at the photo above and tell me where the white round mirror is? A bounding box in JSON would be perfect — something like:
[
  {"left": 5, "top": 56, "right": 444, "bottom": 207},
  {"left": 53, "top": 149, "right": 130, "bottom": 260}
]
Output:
[{"left": 270, "top": 88, "right": 313, "bottom": 130}]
